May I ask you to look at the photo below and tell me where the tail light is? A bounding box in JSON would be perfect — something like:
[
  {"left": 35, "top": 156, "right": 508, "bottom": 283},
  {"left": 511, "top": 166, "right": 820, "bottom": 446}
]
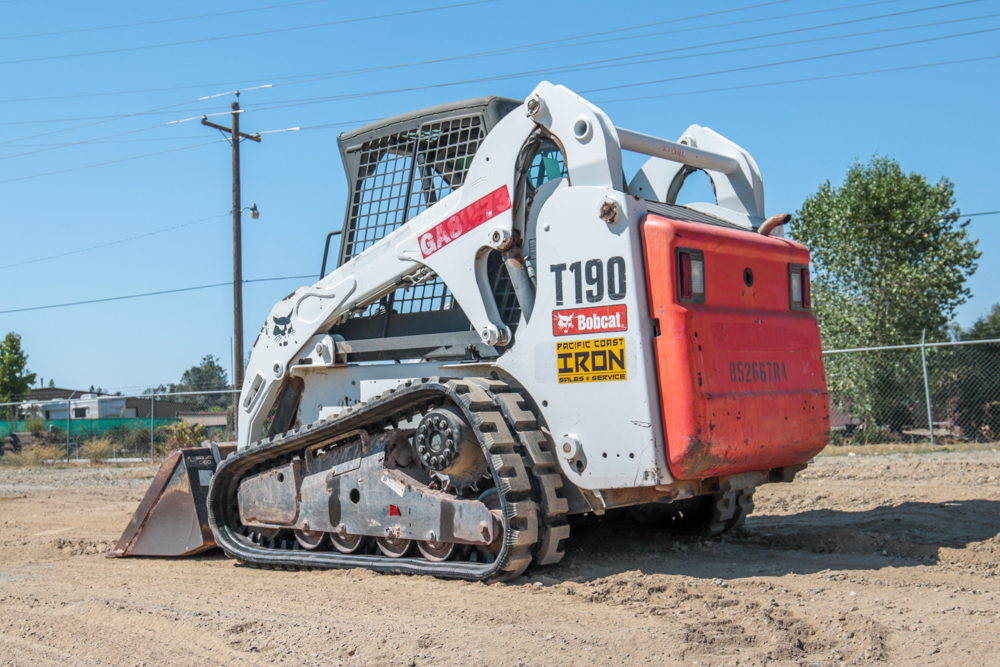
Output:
[
  {"left": 789, "top": 264, "right": 811, "bottom": 311},
  {"left": 677, "top": 248, "right": 705, "bottom": 304}
]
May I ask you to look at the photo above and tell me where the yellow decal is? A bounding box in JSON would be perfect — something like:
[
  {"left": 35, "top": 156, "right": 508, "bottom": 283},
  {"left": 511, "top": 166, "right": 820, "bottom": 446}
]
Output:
[{"left": 557, "top": 337, "right": 627, "bottom": 384}]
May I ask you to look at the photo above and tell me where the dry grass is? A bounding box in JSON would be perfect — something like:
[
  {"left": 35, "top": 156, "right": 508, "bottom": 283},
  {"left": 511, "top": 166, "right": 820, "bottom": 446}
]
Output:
[
  {"left": 0, "top": 444, "right": 66, "bottom": 467},
  {"left": 81, "top": 438, "right": 114, "bottom": 464},
  {"left": 819, "top": 441, "right": 1000, "bottom": 457}
]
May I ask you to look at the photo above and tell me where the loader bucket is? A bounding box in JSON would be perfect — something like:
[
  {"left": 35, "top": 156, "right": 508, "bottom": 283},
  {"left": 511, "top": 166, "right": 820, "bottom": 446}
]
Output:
[{"left": 108, "top": 445, "right": 234, "bottom": 558}]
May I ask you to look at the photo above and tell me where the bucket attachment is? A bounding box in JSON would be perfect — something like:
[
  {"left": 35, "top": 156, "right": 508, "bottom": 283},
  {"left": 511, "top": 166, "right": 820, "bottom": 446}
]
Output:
[{"left": 108, "top": 445, "right": 235, "bottom": 558}]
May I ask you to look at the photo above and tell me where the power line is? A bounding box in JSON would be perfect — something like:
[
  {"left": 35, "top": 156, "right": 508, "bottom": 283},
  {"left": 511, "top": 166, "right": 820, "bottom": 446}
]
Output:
[
  {"left": 0, "top": 0, "right": 501, "bottom": 66},
  {"left": 0, "top": 97, "right": 240, "bottom": 146},
  {"left": 0, "top": 0, "right": 952, "bottom": 147},
  {"left": 0, "top": 0, "right": 898, "bottom": 105},
  {"left": 0, "top": 135, "right": 213, "bottom": 146},
  {"left": 0, "top": 140, "right": 223, "bottom": 185},
  {"left": 0, "top": 117, "right": 371, "bottom": 186},
  {"left": 230, "top": 23, "right": 999, "bottom": 116},
  {"left": 4, "top": 48, "right": 996, "bottom": 187},
  {"left": 0, "top": 214, "right": 231, "bottom": 270},
  {"left": 579, "top": 25, "right": 1000, "bottom": 95},
  {"left": 1, "top": 0, "right": 334, "bottom": 40},
  {"left": 594, "top": 53, "right": 1000, "bottom": 103},
  {"left": 255, "top": 0, "right": 977, "bottom": 94},
  {"left": 0, "top": 276, "right": 317, "bottom": 315}
]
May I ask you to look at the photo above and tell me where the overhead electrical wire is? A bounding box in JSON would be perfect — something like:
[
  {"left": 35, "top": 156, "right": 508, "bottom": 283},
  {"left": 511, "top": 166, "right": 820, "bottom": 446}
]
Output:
[
  {"left": 594, "top": 53, "right": 1000, "bottom": 103},
  {"left": 0, "top": 140, "right": 224, "bottom": 185},
  {"left": 0, "top": 276, "right": 319, "bottom": 315},
  {"left": 225, "top": 23, "right": 999, "bottom": 116},
  {"left": 580, "top": 25, "right": 1000, "bottom": 94},
  {"left": 0, "top": 119, "right": 371, "bottom": 186},
  {"left": 0, "top": 86, "right": 273, "bottom": 147},
  {"left": 0, "top": 214, "right": 231, "bottom": 270},
  {"left": 0, "top": 0, "right": 933, "bottom": 108},
  {"left": 1, "top": 0, "right": 336, "bottom": 40},
  {"left": 2, "top": 5, "right": 964, "bottom": 150},
  {"left": 0, "top": 0, "right": 501, "bottom": 66},
  {"left": 2, "top": 37, "right": 996, "bottom": 185},
  {"left": 0, "top": 0, "right": 909, "bottom": 105},
  {"left": 255, "top": 0, "right": 980, "bottom": 93},
  {"left": 1, "top": 3, "right": 971, "bottom": 156}
]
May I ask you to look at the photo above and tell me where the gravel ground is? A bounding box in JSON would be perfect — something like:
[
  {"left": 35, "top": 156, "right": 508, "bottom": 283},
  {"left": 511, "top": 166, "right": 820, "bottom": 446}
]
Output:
[{"left": 1, "top": 447, "right": 998, "bottom": 666}]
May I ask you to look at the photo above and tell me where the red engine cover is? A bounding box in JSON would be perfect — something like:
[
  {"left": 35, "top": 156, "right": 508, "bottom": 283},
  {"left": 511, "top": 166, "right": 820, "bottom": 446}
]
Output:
[{"left": 641, "top": 215, "right": 830, "bottom": 480}]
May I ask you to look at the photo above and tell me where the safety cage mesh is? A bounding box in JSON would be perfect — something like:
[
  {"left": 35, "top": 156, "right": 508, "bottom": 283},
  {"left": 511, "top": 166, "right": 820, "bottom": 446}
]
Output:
[{"left": 335, "top": 97, "right": 521, "bottom": 323}]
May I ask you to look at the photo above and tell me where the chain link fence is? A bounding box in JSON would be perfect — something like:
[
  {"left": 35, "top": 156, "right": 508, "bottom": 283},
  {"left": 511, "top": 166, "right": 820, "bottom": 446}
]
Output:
[
  {"left": 0, "top": 390, "right": 237, "bottom": 463},
  {"left": 824, "top": 337, "right": 1000, "bottom": 446},
  {"left": 2, "top": 336, "right": 998, "bottom": 462}
]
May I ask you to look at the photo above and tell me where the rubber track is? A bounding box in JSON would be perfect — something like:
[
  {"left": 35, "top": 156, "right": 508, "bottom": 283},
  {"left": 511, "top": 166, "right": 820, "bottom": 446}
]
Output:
[{"left": 206, "top": 377, "right": 565, "bottom": 581}]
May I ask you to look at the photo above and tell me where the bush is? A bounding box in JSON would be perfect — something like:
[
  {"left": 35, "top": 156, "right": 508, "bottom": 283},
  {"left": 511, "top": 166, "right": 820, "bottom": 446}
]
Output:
[
  {"left": 25, "top": 417, "right": 46, "bottom": 436},
  {"left": 164, "top": 422, "right": 207, "bottom": 450},
  {"left": 21, "top": 444, "right": 64, "bottom": 466},
  {"left": 81, "top": 438, "right": 114, "bottom": 464}
]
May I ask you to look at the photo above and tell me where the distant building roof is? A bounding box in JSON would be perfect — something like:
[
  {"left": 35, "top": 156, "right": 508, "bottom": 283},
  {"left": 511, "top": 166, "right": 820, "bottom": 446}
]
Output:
[{"left": 27, "top": 387, "right": 95, "bottom": 401}]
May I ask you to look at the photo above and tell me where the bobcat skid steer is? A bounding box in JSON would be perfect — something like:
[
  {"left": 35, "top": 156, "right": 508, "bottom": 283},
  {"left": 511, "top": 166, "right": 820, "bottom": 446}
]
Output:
[{"left": 110, "top": 82, "right": 829, "bottom": 580}]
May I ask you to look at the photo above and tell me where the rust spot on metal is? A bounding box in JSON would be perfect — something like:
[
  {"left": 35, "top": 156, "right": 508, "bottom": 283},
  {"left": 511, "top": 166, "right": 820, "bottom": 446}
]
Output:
[{"left": 599, "top": 200, "right": 618, "bottom": 224}]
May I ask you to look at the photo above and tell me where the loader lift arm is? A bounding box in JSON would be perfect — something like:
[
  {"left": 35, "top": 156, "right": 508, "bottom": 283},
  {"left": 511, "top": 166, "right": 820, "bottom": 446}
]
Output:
[{"left": 238, "top": 82, "right": 757, "bottom": 449}]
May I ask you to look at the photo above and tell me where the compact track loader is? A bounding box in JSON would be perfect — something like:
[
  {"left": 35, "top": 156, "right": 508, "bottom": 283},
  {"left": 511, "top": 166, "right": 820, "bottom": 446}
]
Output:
[{"left": 111, "top": 82, "right": 830, "bottom": 580}]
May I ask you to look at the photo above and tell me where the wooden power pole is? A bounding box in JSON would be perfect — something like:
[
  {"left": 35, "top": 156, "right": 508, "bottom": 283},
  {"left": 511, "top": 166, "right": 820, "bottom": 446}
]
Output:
[{"left": 202, "top": 94, "right": 260, "bottom": 398}]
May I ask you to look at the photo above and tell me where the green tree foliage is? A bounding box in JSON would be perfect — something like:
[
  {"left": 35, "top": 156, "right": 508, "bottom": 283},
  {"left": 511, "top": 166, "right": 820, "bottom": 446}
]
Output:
[
  {"left": 0, "top": 333, "right": 37, "bottom": 419},
  {"left": 145, "top": 354, "right": 232, "bottom": 412},
  {"left": 792, "top": 156, "right": 980, "bottom": 437},
  {"left": 792, "top": 155, "right": 980, "bottom": 349},
  {"left": 940, "top": 305, "right": 1000, "bottom": 441}
]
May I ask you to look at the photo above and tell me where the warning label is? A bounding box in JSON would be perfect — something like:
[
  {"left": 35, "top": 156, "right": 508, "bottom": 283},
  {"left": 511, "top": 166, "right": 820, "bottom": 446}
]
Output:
[{"left": 557, "top": 337, "right": 627, "bottom": 384}]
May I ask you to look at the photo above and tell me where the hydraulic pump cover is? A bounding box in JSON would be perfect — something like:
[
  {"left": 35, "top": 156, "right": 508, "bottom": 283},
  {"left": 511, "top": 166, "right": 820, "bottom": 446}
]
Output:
[{"left": 641, "top": 215, "right": 829, "bottom": 480}]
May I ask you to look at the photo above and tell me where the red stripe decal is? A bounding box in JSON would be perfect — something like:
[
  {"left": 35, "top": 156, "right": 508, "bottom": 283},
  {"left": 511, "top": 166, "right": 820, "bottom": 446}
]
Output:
[{"left": 418, "top": 185, "right": 512, "bottom": 258}]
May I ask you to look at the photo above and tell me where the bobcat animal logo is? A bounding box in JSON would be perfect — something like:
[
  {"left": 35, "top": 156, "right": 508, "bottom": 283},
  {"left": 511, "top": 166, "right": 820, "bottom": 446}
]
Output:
[
  {"left": 271, "top": 310, "right": 295, "bottom": 346},
  {"left": 556, "top": 313, "right": 575, "bottom": 332}
]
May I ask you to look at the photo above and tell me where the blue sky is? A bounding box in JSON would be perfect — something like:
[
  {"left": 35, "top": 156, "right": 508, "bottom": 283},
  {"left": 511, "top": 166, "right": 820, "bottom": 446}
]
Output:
[{"left": 1, "top": 0, "right": 998, "bottom": 394}]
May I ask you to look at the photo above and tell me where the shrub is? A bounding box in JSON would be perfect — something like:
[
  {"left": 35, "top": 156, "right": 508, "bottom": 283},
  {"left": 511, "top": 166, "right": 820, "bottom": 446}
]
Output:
[
  {"left": 25, "top": 417, "right": 46, "bottom": 436},
  {"left": 81, "top": 438, "right": 114, "bottom": 464},
  {"left": 21, "top": 444, "right": 64, "bottom": 466},
  {"left": 164, "top": 422, "right": 207, "bottom": 450}
]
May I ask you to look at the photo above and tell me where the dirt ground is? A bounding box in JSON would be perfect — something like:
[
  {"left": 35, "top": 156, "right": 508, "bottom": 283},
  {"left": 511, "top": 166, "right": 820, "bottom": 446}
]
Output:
[{"left": 2, "top": 446, "right": 999, "bottom": 667}]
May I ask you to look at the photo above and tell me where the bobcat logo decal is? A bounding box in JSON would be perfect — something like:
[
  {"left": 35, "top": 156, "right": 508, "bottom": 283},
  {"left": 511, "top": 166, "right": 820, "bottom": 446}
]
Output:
[
  {"left": 271, "top": 310, "right": 295, "bottom": 346},
  {"left": 556, "top": 313, "right": 575, "bottom": 333}
]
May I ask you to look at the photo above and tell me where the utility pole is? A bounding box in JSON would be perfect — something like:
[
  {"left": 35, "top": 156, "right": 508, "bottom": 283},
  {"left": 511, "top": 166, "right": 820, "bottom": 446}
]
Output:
[{"left": 201, "top": 93, "right": 261, "bottom": 400}]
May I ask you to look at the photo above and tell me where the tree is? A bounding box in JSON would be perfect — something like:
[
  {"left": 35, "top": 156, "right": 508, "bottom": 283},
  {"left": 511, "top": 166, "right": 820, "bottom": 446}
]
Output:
[
  {"left": 0, "top": 333, "right": 37, "bottom": 420},
  {"left": 792, "top": 155, "right": 980, "bottom": 349},
  {"left": 792, "top": 156, "right": 980, "bottom": 437},
  {"left": 177, "top": 355, "right": 230, "bottom": 393},
  {"left": 0, "top": 332, "right": 36, "bottom": 402},
  {"left": 145, "top": 354, "right": 232, "bottom": 411},
  {"left": 945, "top": 304, "right": 1000, "bottom": 441}
]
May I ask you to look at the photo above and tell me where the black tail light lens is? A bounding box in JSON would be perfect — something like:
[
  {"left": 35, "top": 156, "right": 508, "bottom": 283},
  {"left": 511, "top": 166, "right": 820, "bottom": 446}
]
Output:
[
  {"left": 790, "top": 264, "right": 811, "bottom": 311},
  {"left": 677, "top": 248, "right": 705, "bottom": 304}
]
